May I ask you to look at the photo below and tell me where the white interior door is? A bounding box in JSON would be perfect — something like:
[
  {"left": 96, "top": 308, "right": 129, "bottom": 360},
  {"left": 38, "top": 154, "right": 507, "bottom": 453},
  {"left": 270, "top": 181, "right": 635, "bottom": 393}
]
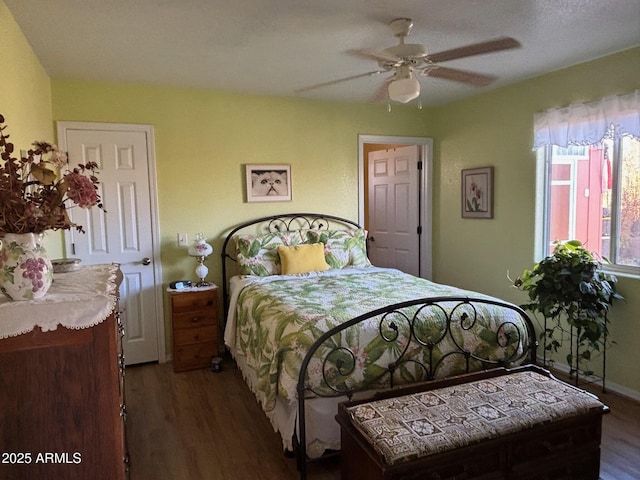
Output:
[
  {"left": 367, "top": 145, "right": 421, "bottom": 276},
  {"left": 57, "top": 123, "right": 164, "bottom": 365}
]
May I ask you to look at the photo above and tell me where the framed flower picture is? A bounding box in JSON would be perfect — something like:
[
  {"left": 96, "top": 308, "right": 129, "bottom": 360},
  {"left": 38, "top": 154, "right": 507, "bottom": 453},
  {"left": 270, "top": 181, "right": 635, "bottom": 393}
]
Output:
[
  {"left": 245, "top": 164, "right": 292, "bottom": 202},
  {"left": 461, "top": 167, "right": 494, "bottom": 219}
]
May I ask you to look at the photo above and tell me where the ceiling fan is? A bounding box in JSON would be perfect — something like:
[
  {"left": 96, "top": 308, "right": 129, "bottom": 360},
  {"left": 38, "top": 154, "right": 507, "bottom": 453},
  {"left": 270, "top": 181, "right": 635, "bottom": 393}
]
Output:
[{"left": 295, "top": 18, "right": 521, "bottom": 104}]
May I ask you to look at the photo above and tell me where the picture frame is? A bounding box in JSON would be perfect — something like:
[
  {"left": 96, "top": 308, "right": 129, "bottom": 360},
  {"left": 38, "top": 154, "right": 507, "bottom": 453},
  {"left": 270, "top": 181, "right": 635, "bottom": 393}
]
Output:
[
  {"left": 245, "top": 164, "right": 292, "bottom": 202},
  {"left": 461, "top": 166, "right": 494, "bottom": 219}
]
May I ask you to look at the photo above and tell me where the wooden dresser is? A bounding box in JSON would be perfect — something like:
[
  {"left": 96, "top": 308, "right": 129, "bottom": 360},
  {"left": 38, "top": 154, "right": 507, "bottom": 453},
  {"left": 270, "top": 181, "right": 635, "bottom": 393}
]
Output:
[
  {"left": 169, "top": 286, "right": 219, "bottom": 372},
  {"left": 0, "top": 264, "right": 128, "bottom": 480}
]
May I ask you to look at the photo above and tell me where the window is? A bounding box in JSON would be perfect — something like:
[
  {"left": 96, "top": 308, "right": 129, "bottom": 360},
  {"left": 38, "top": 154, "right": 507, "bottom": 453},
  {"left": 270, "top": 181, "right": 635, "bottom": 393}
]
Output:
[{"left": 534, "top": 91, "right": 640, "bottom": 274}]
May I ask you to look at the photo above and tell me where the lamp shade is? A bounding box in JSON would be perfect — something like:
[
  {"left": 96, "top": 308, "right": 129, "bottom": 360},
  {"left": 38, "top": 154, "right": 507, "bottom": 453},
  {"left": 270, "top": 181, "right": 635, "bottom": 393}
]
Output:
[
  {"left": 388, "top": 77, "right": 420, "bottom": 103},
  {"left": 188, "top": 234, "right": 213, "bottom": 257}
]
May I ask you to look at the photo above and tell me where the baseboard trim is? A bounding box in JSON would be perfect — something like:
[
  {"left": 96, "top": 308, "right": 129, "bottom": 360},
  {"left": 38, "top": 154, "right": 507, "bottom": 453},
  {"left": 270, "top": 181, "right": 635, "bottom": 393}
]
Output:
[{"left": 536, "top": 356, "right": 640, "bottom": 403}]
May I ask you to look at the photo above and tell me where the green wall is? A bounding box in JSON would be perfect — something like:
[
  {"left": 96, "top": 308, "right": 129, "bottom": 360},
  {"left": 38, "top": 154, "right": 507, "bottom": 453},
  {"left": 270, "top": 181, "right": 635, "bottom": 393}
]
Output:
[
  {"left": 432, "top": 47, "right": 640, "bottom": 396},
  {"left": 50, "top": 82, "right": 431, "bottom": 283},
  {"left": 0, "top": 1, "right": 52, "bottom": 142},
  {"left": 50, "top": 81, "right": 431, "bottom": 349}
]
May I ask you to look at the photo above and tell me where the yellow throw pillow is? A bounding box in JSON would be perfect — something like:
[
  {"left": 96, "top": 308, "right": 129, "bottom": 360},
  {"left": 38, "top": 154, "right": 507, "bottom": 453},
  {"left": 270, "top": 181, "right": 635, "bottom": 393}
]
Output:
[{"left": 277, "top": 243, "right": 329, "bottom": 275}]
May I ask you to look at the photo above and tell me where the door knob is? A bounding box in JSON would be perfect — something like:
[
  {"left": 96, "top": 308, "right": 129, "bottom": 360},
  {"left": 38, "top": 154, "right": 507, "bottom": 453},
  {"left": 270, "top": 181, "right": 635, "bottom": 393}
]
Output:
[
  {"left": 369, "top": 236, "right": 375, "bottom": 242},
  {"left": 141, "top": 257, "right": 151, "bottom": 265}
]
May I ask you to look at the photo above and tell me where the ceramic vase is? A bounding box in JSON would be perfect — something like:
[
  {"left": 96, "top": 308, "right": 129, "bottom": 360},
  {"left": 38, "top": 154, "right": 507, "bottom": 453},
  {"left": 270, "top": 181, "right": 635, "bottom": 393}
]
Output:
[{"left": 0, "top": 233, "right": 53, "bottom": 301}]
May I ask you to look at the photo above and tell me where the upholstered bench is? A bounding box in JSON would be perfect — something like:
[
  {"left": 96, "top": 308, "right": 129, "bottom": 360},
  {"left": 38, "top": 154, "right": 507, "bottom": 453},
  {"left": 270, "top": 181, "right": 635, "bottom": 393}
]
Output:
[{"left": 336, "top": 365, "right": 609, "bottom": 480}]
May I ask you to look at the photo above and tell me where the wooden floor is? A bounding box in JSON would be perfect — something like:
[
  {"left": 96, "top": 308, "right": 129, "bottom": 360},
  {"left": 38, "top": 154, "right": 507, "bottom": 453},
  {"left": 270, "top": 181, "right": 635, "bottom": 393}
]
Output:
[{"left": 125, "top": 360, "right": 640, "bottom": 480}]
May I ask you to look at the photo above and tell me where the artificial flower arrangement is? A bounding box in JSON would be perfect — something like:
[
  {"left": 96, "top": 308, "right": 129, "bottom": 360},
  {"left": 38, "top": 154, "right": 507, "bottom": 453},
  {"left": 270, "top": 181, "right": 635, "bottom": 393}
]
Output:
[{"left": 0, "top": 114, "right": 104, "bottom": 234}]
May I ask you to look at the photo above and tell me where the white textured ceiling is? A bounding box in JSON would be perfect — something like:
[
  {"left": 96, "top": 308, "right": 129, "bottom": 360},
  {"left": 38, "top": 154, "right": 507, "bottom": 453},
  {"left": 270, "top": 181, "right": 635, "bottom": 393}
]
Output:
[{"left": 6, "top": 0, "right": 640, "bottom": 107}]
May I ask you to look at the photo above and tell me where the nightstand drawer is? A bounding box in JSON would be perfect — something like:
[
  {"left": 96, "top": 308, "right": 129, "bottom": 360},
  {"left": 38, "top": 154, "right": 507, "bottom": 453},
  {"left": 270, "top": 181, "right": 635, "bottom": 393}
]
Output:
[
  {"left": 168, "top": 286, "right": 219, "bottom": 372},
  {"left": 173, "top": 325, "right": 217, "bottom": 345},
  {"left": 171, "top": 290, "right": 217, "bottom": 313},
  {"left": 173, "top": 342, "right": 217, "bottom": 371},
  {"left": 172, "top": 310, "right": 216, "bottom": 329}
]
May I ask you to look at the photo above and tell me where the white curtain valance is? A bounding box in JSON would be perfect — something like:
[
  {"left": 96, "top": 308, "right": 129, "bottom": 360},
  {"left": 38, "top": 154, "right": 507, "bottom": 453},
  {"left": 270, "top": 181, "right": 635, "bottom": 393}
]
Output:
[{"left": 533, "top": 89, "right": 640, "bottom": 149}]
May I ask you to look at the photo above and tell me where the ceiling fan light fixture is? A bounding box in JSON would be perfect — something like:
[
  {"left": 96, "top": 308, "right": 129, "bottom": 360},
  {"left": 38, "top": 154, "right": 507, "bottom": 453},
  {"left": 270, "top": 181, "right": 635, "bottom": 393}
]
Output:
[{"left": 388, "top": 77, "right": 420, "bottom": 103}]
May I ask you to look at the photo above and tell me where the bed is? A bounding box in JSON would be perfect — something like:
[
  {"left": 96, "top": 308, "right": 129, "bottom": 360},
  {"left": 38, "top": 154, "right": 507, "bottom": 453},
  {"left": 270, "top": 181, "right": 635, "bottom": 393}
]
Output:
[{"left": 221, "top": 213, "right": 537, "bottom": 479}]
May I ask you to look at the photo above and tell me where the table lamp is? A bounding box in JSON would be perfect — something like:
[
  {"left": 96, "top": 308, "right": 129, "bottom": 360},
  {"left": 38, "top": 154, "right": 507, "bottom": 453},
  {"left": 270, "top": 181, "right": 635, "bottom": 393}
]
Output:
[{"left": 188, "top": 233, "right": 213, "bottom": 287}]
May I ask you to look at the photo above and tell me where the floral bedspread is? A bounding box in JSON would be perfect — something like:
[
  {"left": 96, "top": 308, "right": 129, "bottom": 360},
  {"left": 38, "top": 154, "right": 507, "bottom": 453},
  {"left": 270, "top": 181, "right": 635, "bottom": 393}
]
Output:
[{"left": 225, "top": 268, "right": 530, "bottom": 412}]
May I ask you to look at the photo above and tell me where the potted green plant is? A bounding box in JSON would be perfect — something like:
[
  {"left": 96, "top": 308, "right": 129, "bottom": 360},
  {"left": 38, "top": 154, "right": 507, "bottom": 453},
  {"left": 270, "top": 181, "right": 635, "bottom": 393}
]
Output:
[{"left": 513, "top": 240, "right": 623, "bottom": 382}]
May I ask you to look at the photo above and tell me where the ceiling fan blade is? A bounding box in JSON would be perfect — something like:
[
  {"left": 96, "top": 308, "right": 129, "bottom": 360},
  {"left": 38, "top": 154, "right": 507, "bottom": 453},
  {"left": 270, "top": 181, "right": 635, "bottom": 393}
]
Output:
[
  {"left": 421, "top": 66, "right": 497, "bottom": 87},
  {"left": 347, "top": 48, "right": 400, "bottom": 65},
  {"left": 294, "top": 70, "right": 384, "bottom": 94},
  {"left": 426, "top": 37, "right": 521, "bottom": 63}
]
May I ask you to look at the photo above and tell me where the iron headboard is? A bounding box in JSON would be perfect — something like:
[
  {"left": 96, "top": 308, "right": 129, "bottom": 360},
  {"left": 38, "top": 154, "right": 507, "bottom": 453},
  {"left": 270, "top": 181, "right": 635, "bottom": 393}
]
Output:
[{"left": 220, "top": 212, "right": 362, "bottom": 319}]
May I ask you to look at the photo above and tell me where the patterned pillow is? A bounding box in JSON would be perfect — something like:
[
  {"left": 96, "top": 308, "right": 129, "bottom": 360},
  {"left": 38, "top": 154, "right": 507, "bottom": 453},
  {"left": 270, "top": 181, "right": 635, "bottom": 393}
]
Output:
[
  {"left": 234, "top": 231, "right": 310, "bottom": 276},
  {"left": 307, "top": 229, "right": 372, "bottom": 269}
]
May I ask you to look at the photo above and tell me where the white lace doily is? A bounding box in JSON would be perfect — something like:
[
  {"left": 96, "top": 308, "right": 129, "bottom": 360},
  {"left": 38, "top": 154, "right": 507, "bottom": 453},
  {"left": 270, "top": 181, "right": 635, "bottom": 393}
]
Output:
[{"left": 0, "top": 263, "right": 120, "bottom": 339}]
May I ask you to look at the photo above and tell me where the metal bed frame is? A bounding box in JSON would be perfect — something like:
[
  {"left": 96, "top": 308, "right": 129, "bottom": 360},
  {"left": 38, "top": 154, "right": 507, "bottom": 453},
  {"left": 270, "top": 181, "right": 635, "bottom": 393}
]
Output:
[
  {"left": 294, "top": 296, "right": 537, "bottom": 479},
  {"left": 220, "top": 213, "right": 537, "bottom": 480}
]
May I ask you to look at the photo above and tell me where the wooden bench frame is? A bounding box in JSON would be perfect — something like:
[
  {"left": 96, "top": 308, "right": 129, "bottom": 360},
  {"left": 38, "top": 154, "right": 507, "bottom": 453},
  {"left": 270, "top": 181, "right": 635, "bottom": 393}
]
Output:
[{"left": 336, "top": 365, "right": 609, "bottom": 480}]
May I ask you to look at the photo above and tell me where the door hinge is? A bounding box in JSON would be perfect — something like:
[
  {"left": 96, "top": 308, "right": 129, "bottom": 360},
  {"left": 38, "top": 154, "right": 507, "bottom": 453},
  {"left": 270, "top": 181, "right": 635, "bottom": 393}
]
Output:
[
  {"left": 417, "top": 160, "right": 423, "bottom": 170},
  {"left": 417, "top": 226, "right": 422, "bottom": 235}
]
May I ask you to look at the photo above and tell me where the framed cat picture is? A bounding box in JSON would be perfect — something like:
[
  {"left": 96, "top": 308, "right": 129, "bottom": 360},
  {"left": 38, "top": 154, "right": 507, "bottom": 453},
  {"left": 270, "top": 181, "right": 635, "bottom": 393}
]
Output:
[{"left": 245, "top": 164, "right": 292, "bottom": 202}]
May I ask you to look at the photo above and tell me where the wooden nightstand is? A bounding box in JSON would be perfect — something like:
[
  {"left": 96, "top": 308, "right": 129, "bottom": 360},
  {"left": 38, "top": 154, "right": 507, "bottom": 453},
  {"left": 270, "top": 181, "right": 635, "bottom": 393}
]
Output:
[{"left": 168, "top": 286, "right": 219, "bottom": 372}]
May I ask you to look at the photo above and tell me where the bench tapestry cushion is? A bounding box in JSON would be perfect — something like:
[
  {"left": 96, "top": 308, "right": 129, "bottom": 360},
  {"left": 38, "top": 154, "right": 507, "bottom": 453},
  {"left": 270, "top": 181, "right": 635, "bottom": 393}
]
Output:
[{"left": 346, "top": 371, "right": 604, "bottom": 466}]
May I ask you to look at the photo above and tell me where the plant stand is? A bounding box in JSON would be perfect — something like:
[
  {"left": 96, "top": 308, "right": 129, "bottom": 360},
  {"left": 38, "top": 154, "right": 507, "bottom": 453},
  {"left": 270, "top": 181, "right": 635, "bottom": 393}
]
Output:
[
  {"left": 542, "top": 317, "right": 607, "bottom": 393},
  {"left": 570, "top": 325, "right": 607, "bottom": 393}
]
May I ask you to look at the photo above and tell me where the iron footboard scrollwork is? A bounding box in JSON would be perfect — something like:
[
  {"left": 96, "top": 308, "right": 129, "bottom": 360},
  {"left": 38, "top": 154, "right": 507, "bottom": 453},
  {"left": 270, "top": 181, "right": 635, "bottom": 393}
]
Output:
[{"left": 295, "top": 296, "right": 537, "bottom": 480}]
